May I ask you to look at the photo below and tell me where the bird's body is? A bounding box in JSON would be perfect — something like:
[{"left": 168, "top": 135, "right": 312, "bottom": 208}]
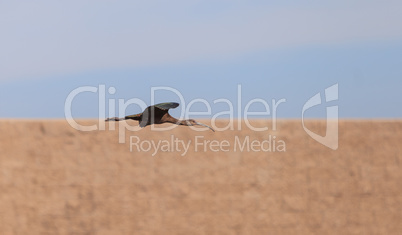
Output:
[{"left": 105, "top": 102, "right": 215, "bottom": 132}]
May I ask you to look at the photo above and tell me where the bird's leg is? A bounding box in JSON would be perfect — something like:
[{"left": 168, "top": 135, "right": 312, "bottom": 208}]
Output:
[{"left": 105, "top": 117, "right": 125, "bottom": 122}]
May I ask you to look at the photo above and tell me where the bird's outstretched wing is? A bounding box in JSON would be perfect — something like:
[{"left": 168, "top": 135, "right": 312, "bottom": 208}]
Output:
[
  {"left": 139, "top": 102, "right": 179, "bottom": 127},
  {"left": 153, "top": 102, "right": 179, "bottom": 111}
]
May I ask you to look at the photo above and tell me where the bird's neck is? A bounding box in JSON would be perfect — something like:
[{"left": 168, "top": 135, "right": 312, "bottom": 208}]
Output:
[
  {"left": 177, "top": 120, "right": 191, "bottom": 126},
  {"left": 165, "top": 115, "right": 189, "bottom": 126}
]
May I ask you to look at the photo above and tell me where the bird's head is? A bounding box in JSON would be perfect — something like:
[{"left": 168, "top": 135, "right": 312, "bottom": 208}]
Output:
[
  {"left": 185, "top": 119, "right": 215, "bottom": 132},
  {"left": 185, "top": 119, "right": 198, "bottom": 126}
]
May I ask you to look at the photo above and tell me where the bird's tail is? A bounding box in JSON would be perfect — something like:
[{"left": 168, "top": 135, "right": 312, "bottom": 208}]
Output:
[{"left": 105, "top": 117, "right": 126, "bottom": 122}]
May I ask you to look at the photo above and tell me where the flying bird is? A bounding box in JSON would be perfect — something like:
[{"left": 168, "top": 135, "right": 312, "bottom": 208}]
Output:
[{"left": 105, "top": 102, "right": 215, "bottom": 132}]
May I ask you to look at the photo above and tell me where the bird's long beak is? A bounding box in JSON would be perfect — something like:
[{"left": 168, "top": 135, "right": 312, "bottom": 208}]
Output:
[{"left": 196, "top": 122, "right": 215, "bottom": 132}]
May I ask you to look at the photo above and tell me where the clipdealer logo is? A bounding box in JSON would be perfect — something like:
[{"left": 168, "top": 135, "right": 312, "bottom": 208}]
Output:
[{"left": 64, "top": 83, "right": 339, "bottom": 153}]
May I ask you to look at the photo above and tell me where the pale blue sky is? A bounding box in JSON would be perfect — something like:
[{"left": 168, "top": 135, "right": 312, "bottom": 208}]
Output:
[{"left": 0, "top": 1, "right": 401, "bottom": 118}]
